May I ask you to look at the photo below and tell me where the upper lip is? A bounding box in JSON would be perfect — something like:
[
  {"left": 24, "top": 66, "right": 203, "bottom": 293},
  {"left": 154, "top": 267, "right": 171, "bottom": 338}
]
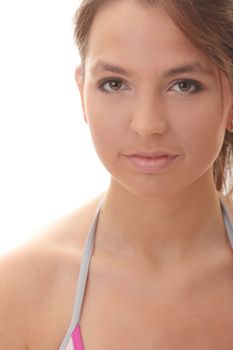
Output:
[{"left": 125, "top": 150, "right": 178, "bottom": 158}]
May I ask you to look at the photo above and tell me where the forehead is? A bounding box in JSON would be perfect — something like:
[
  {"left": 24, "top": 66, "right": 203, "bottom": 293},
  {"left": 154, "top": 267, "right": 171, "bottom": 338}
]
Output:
[{"left": 85, "top": 1, "right": 216, "bottom": 77}]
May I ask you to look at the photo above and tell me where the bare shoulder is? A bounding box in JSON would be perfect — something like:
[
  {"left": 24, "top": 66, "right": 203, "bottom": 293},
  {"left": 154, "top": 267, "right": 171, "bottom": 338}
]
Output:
[{"left": 0, "top": 192, "right": 105, "bottom": 349}]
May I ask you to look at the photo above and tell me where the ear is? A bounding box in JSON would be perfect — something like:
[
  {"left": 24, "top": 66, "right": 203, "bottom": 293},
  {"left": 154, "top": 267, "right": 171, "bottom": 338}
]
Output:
[{"left": 75, "top": 65, "right": 88, "bottom": 124}]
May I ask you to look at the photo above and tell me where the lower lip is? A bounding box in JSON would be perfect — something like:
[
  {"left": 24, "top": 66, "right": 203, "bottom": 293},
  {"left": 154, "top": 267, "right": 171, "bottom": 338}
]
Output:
[{"left": 125, "top": 155, "right": 178, "bottom": 173}]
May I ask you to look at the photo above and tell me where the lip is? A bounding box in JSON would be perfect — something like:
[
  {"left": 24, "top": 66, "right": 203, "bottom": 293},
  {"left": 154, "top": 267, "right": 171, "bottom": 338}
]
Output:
[
  {"left": 125, "top": 153, "right": 179, "bottom": 173},
  {"left": 126, "top": 150, "right": 179, "bottom": 158}
]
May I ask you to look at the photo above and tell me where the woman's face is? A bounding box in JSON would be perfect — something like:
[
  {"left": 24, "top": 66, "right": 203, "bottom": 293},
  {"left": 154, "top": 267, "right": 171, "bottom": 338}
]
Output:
[{"left": 76, "top": 1, "right": 233, "bottom": 198}]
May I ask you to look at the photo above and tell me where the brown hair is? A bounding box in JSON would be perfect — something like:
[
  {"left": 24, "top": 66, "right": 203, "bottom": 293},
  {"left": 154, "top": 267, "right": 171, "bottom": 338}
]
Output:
[{"left": 73, "top": 0, "right": 233, "bottom": 199}]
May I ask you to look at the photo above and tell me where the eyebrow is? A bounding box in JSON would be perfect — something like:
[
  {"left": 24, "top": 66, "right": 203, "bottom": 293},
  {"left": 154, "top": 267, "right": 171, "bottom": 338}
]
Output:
[{"left": 90, "top": 60, "right": 213, "bottom": 78}]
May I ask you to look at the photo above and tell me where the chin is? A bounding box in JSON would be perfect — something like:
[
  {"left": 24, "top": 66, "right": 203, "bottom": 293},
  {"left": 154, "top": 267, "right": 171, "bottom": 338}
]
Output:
[{"left": 111, "top": 175, "right": 182, "bottom": 200}]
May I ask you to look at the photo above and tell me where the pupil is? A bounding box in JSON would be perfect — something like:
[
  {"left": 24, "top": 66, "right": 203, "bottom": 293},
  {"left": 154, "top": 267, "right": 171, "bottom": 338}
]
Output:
[
  {"left": 110, "top": 81, "right": 121, "bottom": 89},
  {"left": 180, "top": 82, "right": 190, "bottom": 91}
]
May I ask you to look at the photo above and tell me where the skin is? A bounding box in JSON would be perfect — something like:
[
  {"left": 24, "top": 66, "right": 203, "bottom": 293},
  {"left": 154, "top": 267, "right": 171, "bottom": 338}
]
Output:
[
  {"left": 75, "top": 1, "right": 233, "bottom": 264},
  {"left": 1, "top": 1, "right": 233, "bottom": 349},
  {"left": 74, "top": 1, "right": 233, "bottom": 348}
]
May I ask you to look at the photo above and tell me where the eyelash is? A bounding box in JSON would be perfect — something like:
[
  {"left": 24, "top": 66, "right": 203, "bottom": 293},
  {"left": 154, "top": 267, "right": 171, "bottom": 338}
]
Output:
[{"left": 97, "top": 78, "right": 204, "bottom": 95}]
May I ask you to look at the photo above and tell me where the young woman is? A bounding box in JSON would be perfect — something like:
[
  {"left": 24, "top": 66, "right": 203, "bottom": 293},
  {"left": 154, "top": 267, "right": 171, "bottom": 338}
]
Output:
[{"left": 1, "top": 0, "right": 233, "bottom": 349}]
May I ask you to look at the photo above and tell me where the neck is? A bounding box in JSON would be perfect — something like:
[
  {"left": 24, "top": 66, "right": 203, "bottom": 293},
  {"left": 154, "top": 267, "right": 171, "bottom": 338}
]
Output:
[{"left": 97, "top": 174, "right": 227, "bottom": 266}]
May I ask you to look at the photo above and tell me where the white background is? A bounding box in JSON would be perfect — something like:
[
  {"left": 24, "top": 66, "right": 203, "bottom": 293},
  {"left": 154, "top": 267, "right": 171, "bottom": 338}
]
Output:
[{"left": 0, "top": 1, "right": 109, "bottom": 253}]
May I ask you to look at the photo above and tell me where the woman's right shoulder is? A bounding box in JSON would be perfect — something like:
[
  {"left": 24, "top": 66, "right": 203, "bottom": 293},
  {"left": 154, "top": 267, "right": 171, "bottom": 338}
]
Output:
[{"left": 0, "top": 193, "right": 105, "bottom": 349}]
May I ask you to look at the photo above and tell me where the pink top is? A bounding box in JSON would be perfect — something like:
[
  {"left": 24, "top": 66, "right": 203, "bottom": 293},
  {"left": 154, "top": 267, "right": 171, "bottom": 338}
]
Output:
[{"left": 65, "top": 325, "right": 84, "bottom": 350}]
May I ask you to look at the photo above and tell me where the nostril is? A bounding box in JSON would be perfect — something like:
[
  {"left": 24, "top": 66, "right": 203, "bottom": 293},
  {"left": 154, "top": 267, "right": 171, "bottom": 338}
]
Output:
[{"left": 130, "top": 114, "right": 168, "bottom": 136}]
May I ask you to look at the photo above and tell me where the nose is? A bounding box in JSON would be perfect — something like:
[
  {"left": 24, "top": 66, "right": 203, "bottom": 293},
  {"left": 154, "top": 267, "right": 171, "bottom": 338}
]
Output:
[{"left": 130, "top": 92, "right": 168, "bottom": 137}]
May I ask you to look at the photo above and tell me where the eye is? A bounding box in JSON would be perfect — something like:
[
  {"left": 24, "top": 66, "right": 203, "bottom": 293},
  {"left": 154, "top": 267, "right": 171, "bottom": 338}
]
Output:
[
  {"left": 98, "top": 78, "right": 127, "bottom": 93},
  {"left": 170, "top": 79, "right": 203, "bottom": 94},
  {"left": 97, "top": 78, "right": 203, "bottom": 95}
]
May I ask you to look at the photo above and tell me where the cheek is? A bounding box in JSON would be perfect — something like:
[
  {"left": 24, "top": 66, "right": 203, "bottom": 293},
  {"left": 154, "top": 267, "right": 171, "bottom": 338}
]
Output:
[
  {"left": 84, "top": 80, "right": 130, "bottom": 126},
  {"left": 176, "top": 97, "right": 225, "bottom": 166},
  {"left": 84, "top": 93, "right": 127, "bottom": 159}
]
